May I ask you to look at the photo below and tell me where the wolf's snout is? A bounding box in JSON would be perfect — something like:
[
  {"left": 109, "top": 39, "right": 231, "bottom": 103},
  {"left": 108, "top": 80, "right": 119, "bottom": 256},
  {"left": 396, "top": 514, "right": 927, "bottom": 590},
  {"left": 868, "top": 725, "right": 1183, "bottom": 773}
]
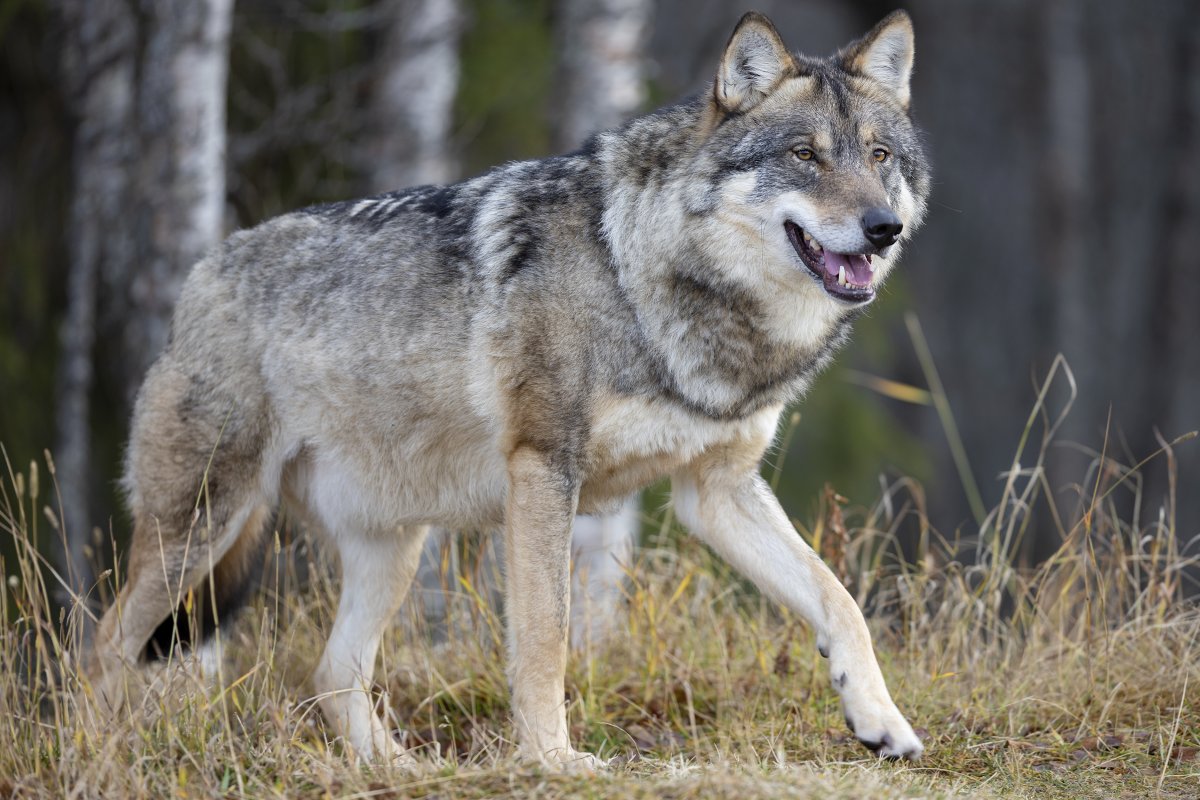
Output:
[{"left": 862, "top": 207, "right": 903, "bottom": 249}]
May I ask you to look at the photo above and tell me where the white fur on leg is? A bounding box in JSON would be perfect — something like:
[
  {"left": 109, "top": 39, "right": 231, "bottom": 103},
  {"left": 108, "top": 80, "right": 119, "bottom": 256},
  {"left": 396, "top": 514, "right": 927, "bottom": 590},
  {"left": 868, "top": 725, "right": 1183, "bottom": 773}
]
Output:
[
  {"left": 312, "top": 525, "right": 429, "bottom": 764},
  {"left": 569, "top": 497, "right": 637, "bottom": 652},
  {"left": 409, "top": 497, "right": 637, "bottom": 654},
  {"left": 672, "top": 468, "right": 923, "bottom": 760}
]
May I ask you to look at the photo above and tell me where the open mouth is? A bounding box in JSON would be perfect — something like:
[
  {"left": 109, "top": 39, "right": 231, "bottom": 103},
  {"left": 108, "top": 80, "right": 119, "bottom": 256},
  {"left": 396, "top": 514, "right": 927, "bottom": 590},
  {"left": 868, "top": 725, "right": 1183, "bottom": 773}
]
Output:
[{"left": 784, "top": 220, "right": 876, "bottom": 303}]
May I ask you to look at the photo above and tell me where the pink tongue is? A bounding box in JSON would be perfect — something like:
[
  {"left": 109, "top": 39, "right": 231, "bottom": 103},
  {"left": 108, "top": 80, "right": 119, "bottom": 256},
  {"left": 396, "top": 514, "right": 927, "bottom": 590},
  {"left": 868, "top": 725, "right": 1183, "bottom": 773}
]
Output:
[{"left": 822, "top": 251, "right": 872, "bottom": 284}]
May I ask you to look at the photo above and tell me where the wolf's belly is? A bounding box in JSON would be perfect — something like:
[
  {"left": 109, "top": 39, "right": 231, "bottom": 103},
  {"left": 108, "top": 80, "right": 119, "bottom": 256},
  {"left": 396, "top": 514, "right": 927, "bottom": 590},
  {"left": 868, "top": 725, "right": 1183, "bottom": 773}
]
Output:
[{"left": 281, "top": 409, "right": 509, "bottom": 532}]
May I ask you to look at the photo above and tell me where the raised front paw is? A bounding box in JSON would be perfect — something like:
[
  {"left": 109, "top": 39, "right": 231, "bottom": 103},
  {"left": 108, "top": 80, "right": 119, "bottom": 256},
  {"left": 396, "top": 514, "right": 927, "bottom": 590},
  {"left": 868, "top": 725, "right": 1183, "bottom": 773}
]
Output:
[{"left": 836, "top": 672, "right": 924, "bottom": 760}]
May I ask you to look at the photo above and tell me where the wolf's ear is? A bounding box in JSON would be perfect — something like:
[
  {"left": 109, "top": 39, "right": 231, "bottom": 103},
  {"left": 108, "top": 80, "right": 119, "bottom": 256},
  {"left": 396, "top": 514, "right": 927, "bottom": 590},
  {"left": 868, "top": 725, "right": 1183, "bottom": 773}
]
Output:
[
  {"left": 715, "top": 12, "right": 797, "bottom": 114},
  {"left": 840, "top": 10, "right": 915, "bottom": 109}
]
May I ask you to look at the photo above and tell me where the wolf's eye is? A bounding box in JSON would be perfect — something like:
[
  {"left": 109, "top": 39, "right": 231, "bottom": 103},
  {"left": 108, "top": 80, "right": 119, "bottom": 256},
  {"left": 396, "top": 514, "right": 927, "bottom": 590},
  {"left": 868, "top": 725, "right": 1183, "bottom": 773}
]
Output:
[
  {"left": 872, "top": 148, "right": 890, "bottom": 163},
  {"left": 792, "top": 147, "right": 815, "bottom": 162}
]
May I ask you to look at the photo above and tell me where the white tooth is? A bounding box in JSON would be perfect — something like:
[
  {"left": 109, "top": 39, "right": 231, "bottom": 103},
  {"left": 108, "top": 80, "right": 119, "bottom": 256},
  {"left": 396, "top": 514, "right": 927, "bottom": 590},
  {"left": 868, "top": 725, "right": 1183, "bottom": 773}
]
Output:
[
  {"left": 814, "top": 242, "right": 823, "bottom": 253},
  {"left": 868, "top": 259, "right": 876, "bottom": 273},
  {"left": 838, "top": 265, "right": 846, "bottom": 286},
  {"left": 803, "top": 231, "right": 813, "bottom": 243}
]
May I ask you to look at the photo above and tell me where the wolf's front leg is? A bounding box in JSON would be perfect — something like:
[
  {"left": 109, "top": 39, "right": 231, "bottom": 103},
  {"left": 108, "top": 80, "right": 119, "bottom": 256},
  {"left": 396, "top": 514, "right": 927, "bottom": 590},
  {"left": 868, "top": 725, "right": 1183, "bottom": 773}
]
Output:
[
  {"left": 503, "top": 448, "right": 603, "bottom": 771},
  {"left": 673, "top": 459, "right": 923, "bottom": 760}
]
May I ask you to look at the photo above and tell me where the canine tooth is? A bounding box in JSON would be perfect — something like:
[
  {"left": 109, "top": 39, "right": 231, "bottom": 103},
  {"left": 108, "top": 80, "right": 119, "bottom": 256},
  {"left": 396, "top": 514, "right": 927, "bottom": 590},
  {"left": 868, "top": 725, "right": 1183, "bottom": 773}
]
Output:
[
  {"left": 868, "top": 259, "right": 876, "bottom": 273},
  {"left": 803, "top": 231, "right": 813, "bottom": 243},
  {"left": 838, "top": 265, "right": 846, "bottom": 286},
  {"left": 814, "top": 242, "right": 823, "bottom": 253}
]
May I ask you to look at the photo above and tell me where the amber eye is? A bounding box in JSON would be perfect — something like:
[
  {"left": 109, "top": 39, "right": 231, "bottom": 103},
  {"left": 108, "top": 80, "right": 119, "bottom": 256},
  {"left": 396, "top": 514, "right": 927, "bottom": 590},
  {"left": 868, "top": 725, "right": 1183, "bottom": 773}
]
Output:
[
  {"left": 793, "top": 147, "right": 815, "bottom": 162},
  {"left": 873, "top": 147, "right": 890, "bottom": 163}
]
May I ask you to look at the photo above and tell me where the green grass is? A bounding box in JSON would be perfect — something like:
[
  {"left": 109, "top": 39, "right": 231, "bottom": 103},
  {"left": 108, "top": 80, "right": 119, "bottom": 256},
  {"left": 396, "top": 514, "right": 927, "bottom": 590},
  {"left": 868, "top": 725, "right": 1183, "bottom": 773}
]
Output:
[{"left": 1, "top": 366, "right": 1198, "bottom": 798}]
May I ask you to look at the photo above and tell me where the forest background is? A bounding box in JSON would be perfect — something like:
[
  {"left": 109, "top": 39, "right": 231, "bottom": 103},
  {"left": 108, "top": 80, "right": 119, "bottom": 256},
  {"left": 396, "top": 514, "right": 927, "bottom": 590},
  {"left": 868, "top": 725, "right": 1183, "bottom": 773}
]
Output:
[{"left": 1, "top": 0, "right": 1198, "bottom": 603}]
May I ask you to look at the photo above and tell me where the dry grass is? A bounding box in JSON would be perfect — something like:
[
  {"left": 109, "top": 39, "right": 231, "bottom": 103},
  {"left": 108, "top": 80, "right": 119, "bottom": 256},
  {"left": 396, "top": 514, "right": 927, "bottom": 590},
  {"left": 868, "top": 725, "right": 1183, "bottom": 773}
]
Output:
[{"left": 2, "top": 362, "right": 1198, "bottom": 799}]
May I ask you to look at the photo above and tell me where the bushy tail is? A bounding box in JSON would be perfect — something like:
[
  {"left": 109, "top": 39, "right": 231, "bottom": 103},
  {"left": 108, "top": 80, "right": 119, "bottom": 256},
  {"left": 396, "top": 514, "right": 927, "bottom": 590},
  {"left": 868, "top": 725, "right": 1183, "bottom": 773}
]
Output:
[{"left": 143, "top": 508, "right": 271, "bottom": 661}]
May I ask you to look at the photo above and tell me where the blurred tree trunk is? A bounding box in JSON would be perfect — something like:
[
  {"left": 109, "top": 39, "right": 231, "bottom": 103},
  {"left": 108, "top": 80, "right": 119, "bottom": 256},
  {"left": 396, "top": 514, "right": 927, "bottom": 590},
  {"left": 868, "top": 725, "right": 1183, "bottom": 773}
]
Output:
[
  {"left": 55, "top": 0, "right": 138, "bottom": 602},
  {"left": 552, "top": 0, "right": 651, "bottom": 151},
  {"left": 895, "top": 0, "right": 1051, "bottom": 540},
  {"left": 1049, "top": 0, "right": 1200, "bottom": 549},
  {"left": 114, "top": 0, "right": 234, "bottom": 408},
  {"left": 1162, "top": 14, "right": 1200, "bottom": 510},
  {"left": 54, "top": 0, "right": 233, "bottom": 605},
  {"left": 367, "top": 0, "right": 464, "bottom": 192}
]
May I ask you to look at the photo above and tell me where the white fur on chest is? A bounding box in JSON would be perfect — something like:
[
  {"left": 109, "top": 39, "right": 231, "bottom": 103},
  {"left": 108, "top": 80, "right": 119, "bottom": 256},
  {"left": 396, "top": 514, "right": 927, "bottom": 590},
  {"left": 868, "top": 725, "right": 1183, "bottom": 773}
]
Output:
[
  {"left": 582, "top": 393, "right": 781, "bottom": 507},
  {"left": 589, "top": 394, "right": 727, "bottom": 463}
]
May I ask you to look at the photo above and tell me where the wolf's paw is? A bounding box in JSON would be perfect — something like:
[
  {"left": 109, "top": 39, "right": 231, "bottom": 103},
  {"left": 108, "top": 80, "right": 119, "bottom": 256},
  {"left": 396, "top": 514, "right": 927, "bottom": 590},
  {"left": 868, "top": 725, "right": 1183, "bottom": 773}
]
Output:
[
  {"left": 381, "top": 739, "right": 420, "bottom": 771},
  {"left": 522, "top": 745, "right": 608, "bottom": 773},
  {"left": 347, "top": 727, "right": 418, "bottom": 770},
  {"left": 81, "top": 665, "right": 136, "bottom": 719},
  {"left": 838, "top": 680, "right": 923, "bottom": 760},
  {"left": 852, "top": 723, "right": 924, "bottom": 760}
]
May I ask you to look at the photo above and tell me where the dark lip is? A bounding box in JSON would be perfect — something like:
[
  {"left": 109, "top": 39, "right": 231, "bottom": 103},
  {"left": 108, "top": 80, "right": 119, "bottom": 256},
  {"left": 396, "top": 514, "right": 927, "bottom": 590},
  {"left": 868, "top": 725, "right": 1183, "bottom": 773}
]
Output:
[{"left": 783, "top": 220, "right": 875, "bottom": 304}]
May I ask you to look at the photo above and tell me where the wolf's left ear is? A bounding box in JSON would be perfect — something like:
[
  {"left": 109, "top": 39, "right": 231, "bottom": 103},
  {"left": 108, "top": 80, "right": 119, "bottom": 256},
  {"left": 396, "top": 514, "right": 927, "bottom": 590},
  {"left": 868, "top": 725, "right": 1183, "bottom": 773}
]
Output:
[
  {"left": 840, "top": 10, "right": 915, "bottom": 109},
  {"left": 715, "top": 12, "right": 797, "bottom": 114}
]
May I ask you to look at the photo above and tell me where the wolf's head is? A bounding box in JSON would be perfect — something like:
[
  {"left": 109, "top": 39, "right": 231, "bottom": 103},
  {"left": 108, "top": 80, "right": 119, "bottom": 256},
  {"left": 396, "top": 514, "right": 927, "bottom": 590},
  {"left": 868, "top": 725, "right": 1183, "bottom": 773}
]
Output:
[{"left": 688, "top": 10, "right": 929, "bottom": 309}]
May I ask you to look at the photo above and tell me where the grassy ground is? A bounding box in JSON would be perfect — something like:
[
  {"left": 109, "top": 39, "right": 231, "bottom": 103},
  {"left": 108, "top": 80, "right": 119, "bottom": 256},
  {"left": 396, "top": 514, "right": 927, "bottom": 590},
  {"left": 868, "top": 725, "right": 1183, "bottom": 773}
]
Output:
[{"left": 2, "top": 380, "right": 1198, "bottom": 798}]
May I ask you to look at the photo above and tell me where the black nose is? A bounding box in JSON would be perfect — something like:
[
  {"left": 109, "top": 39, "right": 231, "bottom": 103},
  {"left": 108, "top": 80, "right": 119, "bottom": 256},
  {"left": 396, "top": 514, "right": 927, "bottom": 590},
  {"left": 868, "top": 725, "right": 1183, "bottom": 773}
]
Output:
[{"left": 862, "top": 207, "right": 903, "bottom": 249}]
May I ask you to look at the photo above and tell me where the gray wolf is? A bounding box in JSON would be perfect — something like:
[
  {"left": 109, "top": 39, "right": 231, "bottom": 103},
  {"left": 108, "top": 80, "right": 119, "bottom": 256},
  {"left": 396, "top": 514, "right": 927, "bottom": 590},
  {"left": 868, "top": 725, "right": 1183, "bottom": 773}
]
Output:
[{"left": 86, "top": 9, "right": 930, "bottom": 767}]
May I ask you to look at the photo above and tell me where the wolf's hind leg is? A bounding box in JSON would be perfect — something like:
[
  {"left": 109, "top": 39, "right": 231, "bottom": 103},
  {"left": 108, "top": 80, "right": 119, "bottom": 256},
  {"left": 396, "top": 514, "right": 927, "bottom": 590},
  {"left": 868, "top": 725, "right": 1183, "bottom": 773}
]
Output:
[
  {"left": 311, "top": 524, "right": 429, "bottom": 764},
  {"left": 673, "top": 458, "right": 924, "bottom": 760},
  {"left": 86, "top": 357, "right": 275, "bottom": 714},
  {"left": 87, "top": 501, "right": 268, "bottom": 712}
]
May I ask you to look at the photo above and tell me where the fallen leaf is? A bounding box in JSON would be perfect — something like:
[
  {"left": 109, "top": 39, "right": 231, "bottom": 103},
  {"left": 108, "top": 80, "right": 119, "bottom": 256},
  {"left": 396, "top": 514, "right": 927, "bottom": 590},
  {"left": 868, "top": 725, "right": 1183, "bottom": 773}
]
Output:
[
  {"left": 1171, "top": 745, "right": 1199, "bottom": 763},
  {"left": 1074, "top": 734, "right": 1123, "bottom": 751},
  {"left": 626, "top": 723, "right": 657, "bottom": 750}
]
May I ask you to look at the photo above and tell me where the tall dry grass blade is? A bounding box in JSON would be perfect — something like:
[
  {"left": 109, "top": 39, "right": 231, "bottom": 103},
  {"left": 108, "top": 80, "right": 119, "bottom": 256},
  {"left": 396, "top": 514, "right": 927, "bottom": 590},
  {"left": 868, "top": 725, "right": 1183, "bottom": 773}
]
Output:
[{"left": 905, "top": 313, "right": 986, "bottom": 526}]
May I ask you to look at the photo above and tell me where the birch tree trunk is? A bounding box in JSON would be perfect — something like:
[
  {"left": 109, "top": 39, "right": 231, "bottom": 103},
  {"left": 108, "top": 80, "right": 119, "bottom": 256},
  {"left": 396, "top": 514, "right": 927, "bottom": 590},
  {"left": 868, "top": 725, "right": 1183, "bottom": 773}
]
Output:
[
  {"left": 53, "top": 0, "right": 234, "bottom": 608},
  {"left": 553, "top": 0, "right": 651, "bottom": 151},
  {"left": 115, "top": 0, "right": 234, "bottom": 408},
  {"left": 55, "top": 0, "right": 138, "bottom": 602},
  {"left": 367, "top": 0, "right": 464, "bottom": 192}
]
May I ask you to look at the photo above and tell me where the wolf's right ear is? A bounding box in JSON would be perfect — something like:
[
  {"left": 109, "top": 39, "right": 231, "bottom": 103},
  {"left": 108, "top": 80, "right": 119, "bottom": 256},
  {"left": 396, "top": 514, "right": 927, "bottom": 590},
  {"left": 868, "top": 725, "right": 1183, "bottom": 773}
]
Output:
[{"left": 715, "top": 12, "right": 796, "bottom": 115}]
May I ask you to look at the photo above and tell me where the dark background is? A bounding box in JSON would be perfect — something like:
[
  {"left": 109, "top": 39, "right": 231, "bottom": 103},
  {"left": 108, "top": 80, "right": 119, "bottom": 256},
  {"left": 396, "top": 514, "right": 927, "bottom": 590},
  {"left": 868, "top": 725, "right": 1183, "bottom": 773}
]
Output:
[{"left": 1, "top": 0, "right": 1197, "bottom": 595}]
